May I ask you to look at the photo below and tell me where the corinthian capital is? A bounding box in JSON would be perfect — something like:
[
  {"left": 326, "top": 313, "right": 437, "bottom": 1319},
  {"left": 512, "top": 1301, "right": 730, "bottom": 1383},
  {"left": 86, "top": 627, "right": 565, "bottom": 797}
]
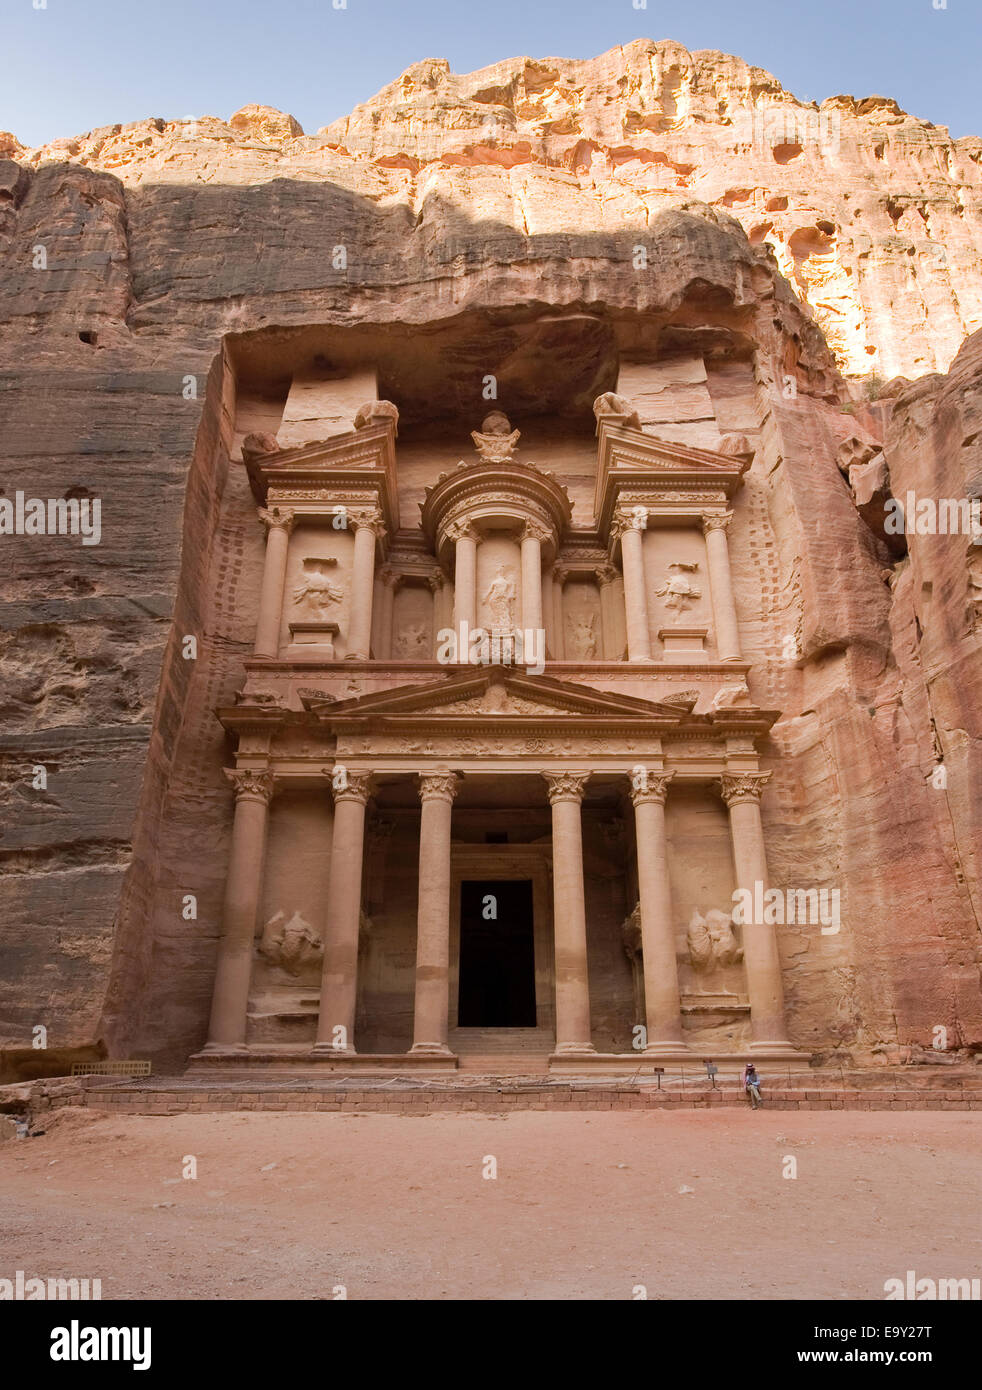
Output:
[
  {"left": 628, "top": 769, "right": 674, "bottom": 806},
  {"left": 611, "top": 504, "right": 649, "bottom": 539},
  {"left": 325, "top": 769, "right": 375, "bottom": 805},
  {"left": 446, "top": 518, "right": 477, "bottom": 544},
  {"left": 418, "top": 771, "right": 460, "bottom": 804},
  {"left": 258, "top": 507, "right": 296, "bottom": 534},
  {"left": 348, "top": 506, "right": 385, "bottom": 538},
  {"left": 224, "top": 768, "right": 275, "bottom": 804},
  {"left": 702, "top": 511, "right": 734, "bottom": 535},
  {"left": 718, "top": 772, "right": 771, "bottom": 807},
  {"left": 542, "top": 772, "right": 590, "bottom": 805},
  {"left": 522, "top": 519, "right": 552, "bottom": 545}
]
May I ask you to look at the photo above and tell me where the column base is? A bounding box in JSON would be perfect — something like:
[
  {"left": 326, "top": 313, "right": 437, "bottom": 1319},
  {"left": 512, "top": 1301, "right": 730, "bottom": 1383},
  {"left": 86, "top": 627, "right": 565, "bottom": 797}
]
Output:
[
  {"left": 408, "top": 1043, "right": 456, "bottom": 1058},
  {"left": 643, "top": 1041, "right": 691, "bottom": 1057},
  {"left": 551, "top": 1042, "right": 597, "bottom": 1058},
  {"left": 748, "top": 1040, "right": 810, "bottom": 1063},
  {"left": 311, "top": 1042, "right": 358, "bottom": 1057},
  {"left": 199, "top": 1041, "right": 249, "bottom": 1054}
]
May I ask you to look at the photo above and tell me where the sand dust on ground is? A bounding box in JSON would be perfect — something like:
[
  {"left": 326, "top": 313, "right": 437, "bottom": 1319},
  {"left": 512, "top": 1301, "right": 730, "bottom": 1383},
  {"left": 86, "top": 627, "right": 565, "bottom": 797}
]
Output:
[{"left": 1, "top": 1108, "right": 979, "bottom": 1300}]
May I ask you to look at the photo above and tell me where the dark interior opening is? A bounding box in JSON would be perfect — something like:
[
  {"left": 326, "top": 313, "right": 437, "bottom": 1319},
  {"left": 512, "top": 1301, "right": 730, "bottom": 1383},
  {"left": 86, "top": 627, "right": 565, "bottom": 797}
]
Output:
[{"left": 457, "top": 879, "right": 536, "bottom": 1027}]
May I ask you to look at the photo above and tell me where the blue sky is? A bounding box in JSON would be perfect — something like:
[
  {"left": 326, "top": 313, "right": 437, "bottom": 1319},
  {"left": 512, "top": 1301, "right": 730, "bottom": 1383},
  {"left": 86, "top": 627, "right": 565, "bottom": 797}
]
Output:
[{"left": 3, "top": 0, "right": 979, "bottom": 147}]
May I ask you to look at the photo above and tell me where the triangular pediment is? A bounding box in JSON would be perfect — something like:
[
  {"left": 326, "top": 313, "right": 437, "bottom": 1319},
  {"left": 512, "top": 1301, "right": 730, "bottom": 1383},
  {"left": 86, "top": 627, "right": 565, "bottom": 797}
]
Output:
[
  {"left": 602, "top": 428, "right": 748, "bottom": 477},
  {"left": 246, "top": 421, "right": 397, "bottom": 506},
  {"left": 303, "top": 668, "right": 694, "bottom": 725}
]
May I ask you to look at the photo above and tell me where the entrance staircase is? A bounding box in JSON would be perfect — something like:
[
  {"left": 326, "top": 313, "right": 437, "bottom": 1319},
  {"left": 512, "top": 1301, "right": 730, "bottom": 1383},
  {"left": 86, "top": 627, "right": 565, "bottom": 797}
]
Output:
[{"left": 450, "top": 1028, "right": 553, "bottom": 1076}]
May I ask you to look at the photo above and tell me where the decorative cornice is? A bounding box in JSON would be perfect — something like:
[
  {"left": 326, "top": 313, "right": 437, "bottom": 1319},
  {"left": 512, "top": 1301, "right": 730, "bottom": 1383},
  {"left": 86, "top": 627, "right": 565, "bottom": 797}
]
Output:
[
  {"left": 718, "top": 772, "right": 771, "bottom": 806},
  {"left": 542, "top": 771, "right": 590, "bottom": 804}
]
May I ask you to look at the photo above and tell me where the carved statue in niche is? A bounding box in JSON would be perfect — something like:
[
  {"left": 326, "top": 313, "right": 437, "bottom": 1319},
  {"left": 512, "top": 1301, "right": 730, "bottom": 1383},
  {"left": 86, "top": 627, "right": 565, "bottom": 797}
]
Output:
[
  {"left": 483, "top": 564, "right": 517, "bottom": 631},
  {"left": 686, "top": 908, "right": 743, "bottom": 972},
  {"left": 568, "top": 613, "right": 597, "bottom": 659},
  {"left": 471, "top": 410, "right": 520, "bottom": 463},
  {"left": 396, "top": 622, "right": 430, "bottom": 658},
  {"left": 259, "top": 910, "right": 323, "bottom": 977},
  {"left": 656, "top": 562, "right": 702, "bottom": 613},
  {"left": 294, "top": 558, "right": 343, "bottom": 614}
]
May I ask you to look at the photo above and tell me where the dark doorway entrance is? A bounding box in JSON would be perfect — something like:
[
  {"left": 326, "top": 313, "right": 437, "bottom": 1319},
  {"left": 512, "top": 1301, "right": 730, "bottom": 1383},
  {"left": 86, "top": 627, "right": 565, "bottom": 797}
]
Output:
[{"left": 457, "top": 880, "right": 536, "bottom": 1027}]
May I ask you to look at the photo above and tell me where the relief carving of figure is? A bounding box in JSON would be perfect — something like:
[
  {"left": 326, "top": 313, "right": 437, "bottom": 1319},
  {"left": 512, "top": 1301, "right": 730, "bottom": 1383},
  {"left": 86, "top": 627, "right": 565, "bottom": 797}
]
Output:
[
  {"left": 294, "top": 559, "right": 343, "bottom": 614},
  {"left": 656, "top": 562, "right": 702, "bottom": 613},
  {"left": 482, "top": 565, "right": 517, "bottom": 632},
  {"left": 568, "top": 613, "right": 597, "bottom": 659},
  {"left": 687, "top": 907, "right": 743, "bottom": 972},
  {"left": 259, "top": 910, "right": 323, "bottom": 977}
]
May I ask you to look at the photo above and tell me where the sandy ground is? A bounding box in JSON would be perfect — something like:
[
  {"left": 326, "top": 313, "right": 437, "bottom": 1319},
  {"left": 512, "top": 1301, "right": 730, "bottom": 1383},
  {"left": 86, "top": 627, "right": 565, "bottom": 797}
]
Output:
[{"left": 1, "top": 1107, "right": 980, "bottom": 1300}]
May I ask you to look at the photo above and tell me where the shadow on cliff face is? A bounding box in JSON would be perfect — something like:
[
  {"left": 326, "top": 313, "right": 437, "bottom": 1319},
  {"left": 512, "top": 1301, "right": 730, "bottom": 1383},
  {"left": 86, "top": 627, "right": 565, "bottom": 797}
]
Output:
[{"left": 116, "top": 175, "right": 837, "bottom": 398}]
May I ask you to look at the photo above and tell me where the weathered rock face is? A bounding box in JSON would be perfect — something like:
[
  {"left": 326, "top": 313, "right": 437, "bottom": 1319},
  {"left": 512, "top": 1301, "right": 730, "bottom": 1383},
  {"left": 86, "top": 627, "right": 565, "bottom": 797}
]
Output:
[
  {"left": 11, "top": 40, "right": 982, "bottom": 379},
  {"left": 0, "top": 42, "right": 980, "bottom": 1071}
]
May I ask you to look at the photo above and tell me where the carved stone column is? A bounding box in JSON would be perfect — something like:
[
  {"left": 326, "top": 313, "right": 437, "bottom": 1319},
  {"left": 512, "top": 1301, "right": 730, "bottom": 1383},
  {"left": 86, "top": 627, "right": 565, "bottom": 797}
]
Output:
[
  {"left": 428, "top": 572, "right": 451, "bottom": 658},
  {"left": 629, "top": 772, "right": 688, "bottom": 1054},
  {"left": 450, "top": 520, "right": 478, "bottom": 663},
  {"left": 346, "top": 508, "right": 384, "bottom": 660},
  {"left": 543, "top": 773, "right": 595, "bottom": 1055},
  {"left": 521, "top": 520, "right": 549, "bottom": 636},
  {"left": 719, "top": 772, "right": 792, "bottom": 1048},
  {"left": 612, "top": 506, "right": 653, "bottom": 662},
  {"left": 551, "top": 566, "right": 568, "bottom": 660},
  {"left": 254, "top": 508, "right": 295, "bottom": 658},
  {"left": 596, "top": 563, "right": 620, "bottom": 660},
  {"left": 204, "top": 769, "right": 275, "bottom": 1051},
  {"left": 315, "top": 771, "right": 374, "bottom": 1053},
  {"left": 410, "top": 772, "right": 460, "bottom": 1056},
  {"left": 703, "top": 512, "right": 742, "bottom": 662},
  {"left": 377, "top": 567, "right": 398, "bottom": 660}
]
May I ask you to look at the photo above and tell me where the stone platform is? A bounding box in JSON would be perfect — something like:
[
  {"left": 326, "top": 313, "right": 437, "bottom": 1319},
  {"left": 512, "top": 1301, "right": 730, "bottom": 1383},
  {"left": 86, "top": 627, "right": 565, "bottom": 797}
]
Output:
[{"left": 11, "top": 1067, "right": 982, "bottom": 1120}]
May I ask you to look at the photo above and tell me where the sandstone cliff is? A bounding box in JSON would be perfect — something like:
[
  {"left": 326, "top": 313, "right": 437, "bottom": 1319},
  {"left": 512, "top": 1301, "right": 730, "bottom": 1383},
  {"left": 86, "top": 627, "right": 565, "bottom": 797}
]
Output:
[
  {"left": 10, "top": 40, "right": 982, "bottom": 379},
  {"left": 1, "top": 40, "right": 980, "bottom": 1069}
]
